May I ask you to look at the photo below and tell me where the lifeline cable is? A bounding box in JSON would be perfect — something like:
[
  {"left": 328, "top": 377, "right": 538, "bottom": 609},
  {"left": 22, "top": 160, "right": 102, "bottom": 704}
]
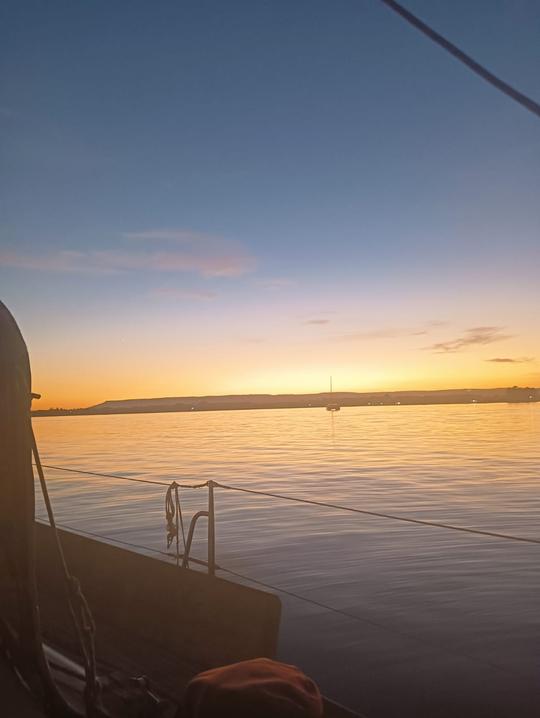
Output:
[
  {"left": 214, "top": 482, "right": 540, "bottom": 546},
  {"left": 34, "top": 464, "right": 540, "bottom": 546},
  {"left": 35, "top": 463, "right": 208, "bottom": 489}
]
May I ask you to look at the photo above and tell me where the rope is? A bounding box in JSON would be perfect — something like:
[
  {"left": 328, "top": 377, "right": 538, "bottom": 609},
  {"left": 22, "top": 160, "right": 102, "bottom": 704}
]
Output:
[
  {"left": 165, "top": 482, "right": 187, "bottom": 566},
  {"left": 35, "top": 463, "right": 209, "bottom": 489},
  {"left": 214, "top": 483, "right": 540, "bottom": 546},
  {"left": 378, "top": 0, "right": 540, "bottom": 119},
  {"left": 165, "top": 484, "right": 177, "bottom": 550},
  {"left": 176, "top": 485, "right": 187, "bottom": 553},
  {"left": 31, "top": 431, "right": 101, "bottom": 716}
]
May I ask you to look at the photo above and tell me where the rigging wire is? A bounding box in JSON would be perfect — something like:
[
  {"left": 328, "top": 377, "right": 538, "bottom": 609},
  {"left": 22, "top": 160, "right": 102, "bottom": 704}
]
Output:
[
  {"left": 377, "top": 0, "right": 540, "bottom": 119},
  {"left": 35, "top": 463, "right": 207, "bottom": 489},
  {"left": 214, "top": 482, "right": 540, "bottom": 546}
]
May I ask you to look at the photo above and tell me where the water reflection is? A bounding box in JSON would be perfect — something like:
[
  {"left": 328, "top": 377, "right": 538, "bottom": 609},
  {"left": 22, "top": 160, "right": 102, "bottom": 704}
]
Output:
[{"left": 33, "top": 404, "right": 540, "bottom": 716}]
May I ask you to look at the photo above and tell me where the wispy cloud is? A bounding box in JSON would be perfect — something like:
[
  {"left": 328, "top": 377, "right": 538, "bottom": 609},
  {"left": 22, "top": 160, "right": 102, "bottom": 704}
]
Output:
[
  {"left": 0, "top": 250, "right": 110, "bottom": 274},
  {"left": 425, "top": 326, "right": 512, "bottom": 353},
  {"left": 341, "top": 320, "right": 447, "bottom": 342},
  {"left": 150, "top": 287, "right": 218, "bottom": 301},
  {"left": 485, "top": 356, "right": 533, "bottom": 364},
  {"left": 304, "top": 318, "right": 330, "bottom": 325},
  {"left": 358, "top": 328, "right": 428, "bottom": 339},
  {"left": 0, "top": 230, "right": 255, "bottom": 278}
]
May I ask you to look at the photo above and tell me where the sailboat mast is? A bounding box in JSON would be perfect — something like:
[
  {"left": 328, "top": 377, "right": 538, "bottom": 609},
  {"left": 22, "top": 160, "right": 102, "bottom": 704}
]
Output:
[{"left": 326, "top": 375, "right": 340, "bottom": 411}]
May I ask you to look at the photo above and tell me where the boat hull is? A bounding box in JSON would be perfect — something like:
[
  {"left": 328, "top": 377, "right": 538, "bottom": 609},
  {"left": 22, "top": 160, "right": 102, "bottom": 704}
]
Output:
[{"left": 35, "top": 522, "right": 280, "bottom": 702}]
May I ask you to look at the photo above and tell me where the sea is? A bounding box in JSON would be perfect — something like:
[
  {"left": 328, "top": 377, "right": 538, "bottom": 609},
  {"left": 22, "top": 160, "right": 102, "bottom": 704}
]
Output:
[{"left": 32, "top": 402, "right": 540, "bottom": 717}]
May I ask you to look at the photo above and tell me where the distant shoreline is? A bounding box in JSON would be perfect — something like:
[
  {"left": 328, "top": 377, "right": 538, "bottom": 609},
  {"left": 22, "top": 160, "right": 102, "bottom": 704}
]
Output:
[{"left": 32, "top": 387, "right": 538, "bottom": 417}]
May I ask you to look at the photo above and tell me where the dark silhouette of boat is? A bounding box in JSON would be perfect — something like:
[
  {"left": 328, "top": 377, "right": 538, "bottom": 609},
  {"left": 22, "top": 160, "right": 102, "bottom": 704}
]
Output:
[{"left": 326, "top": 376, "right": 341, "bottom": 412}]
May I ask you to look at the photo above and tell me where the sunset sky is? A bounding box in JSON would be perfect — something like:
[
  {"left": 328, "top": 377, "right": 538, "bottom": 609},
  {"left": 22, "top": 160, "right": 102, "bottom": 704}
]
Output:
[{"left": 2, "top": 1, "right": 539, "bottom": 409}]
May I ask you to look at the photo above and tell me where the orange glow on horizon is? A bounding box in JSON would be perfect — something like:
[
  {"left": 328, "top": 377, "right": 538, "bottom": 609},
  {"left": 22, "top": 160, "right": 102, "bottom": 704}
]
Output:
[
  {"left": 22, "top": 289, "right": 540, "bottom": 410},
  {"left": 31, "top": 359, "right": 539, "bottom": 410}
]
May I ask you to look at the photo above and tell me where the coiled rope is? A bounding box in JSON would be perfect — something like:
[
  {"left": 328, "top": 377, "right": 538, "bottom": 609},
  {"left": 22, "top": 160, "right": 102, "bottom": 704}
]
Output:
[{"left": 165, "top": 482, "right": 186, "bottom": 566}]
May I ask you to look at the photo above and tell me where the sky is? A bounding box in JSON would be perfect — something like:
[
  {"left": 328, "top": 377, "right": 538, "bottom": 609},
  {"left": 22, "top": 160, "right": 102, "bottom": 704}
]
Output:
[{"left": 1, "top": 0, "right": 539, "bottom": 408}]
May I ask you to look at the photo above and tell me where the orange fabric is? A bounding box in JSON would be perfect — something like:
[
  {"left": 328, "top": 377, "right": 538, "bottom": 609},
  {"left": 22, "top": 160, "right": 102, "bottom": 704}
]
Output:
[{"left": 184, "top": 658, "right": 323, "bottom": 718}]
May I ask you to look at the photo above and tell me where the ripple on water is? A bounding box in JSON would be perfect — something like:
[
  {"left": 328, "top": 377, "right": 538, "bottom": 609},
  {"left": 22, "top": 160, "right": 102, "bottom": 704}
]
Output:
[{"left": 33, "top": 403, "right": 540, "bottom": 717}]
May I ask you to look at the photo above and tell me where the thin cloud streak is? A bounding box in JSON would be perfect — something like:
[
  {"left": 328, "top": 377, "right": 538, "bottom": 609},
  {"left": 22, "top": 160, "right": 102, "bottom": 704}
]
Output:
[
  {"left": 304, "top": 318, "right": 330, "bottom": 325},
  {"left": 485, "top": 356, "right": 533, "bottom": 364},
  {"left": 0, "top": 250, "right": 118, "bottom": 274},
  {"left": 340, "top": 320, "right": 447, "bottom": 342},
  {"left": 0, "top": 241, "right": 255, "bottom": 278},
  {"left": 426, "top": 326, "right": 512, "bottom": 353}
]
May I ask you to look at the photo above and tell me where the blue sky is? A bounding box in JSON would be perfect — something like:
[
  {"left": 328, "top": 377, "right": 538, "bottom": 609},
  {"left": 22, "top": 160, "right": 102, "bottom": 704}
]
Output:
[{"left": 1, "top": 1, "right": 539, "bottom": 405}]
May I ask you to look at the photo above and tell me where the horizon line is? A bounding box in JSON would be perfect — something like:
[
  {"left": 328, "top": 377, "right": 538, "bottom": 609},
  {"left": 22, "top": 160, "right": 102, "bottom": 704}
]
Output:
[{"left": 33, "top": 385, "right": 539, "bottom": 412}]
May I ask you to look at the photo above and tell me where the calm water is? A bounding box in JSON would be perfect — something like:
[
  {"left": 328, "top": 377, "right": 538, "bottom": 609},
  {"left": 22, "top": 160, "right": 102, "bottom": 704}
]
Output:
[{"left": 33, "top": 403, "right": 540, "bottom": 717}]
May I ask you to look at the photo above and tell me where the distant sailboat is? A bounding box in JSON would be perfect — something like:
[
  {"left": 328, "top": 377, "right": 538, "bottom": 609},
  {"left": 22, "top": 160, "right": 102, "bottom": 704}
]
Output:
[{"left": 326, "top": 376, "right": 341, "bottom": 412}]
